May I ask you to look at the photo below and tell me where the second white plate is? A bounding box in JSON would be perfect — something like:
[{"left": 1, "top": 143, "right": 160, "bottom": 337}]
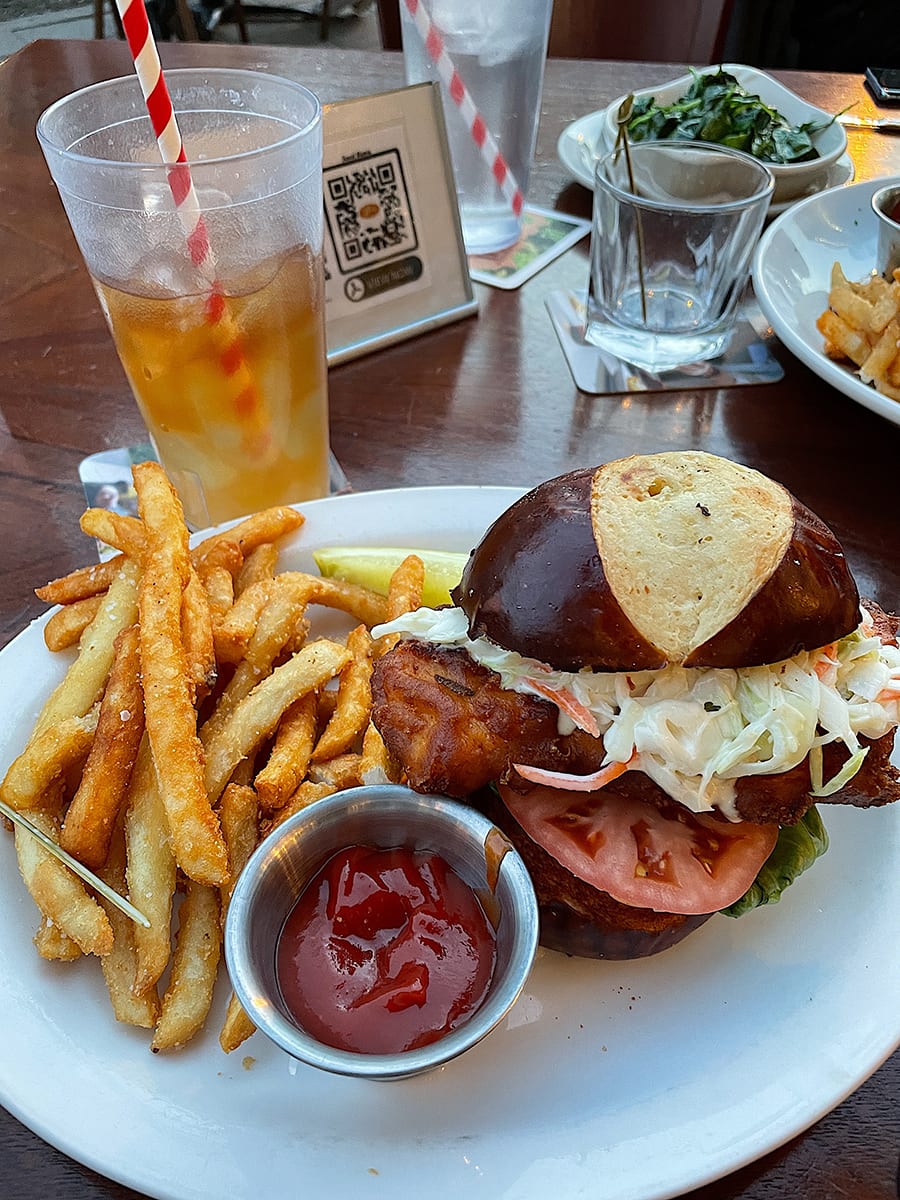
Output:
[{"left": 753, "top": 174, "right": 900, "bottom": 428}]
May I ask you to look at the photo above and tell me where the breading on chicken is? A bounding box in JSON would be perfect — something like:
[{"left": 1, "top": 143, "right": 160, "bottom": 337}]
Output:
[{"left": 371, "top": 641, "right": 604, "bottom": 798}]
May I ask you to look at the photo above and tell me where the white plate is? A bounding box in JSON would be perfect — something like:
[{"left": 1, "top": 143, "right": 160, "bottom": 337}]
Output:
[
  {"left": 753, "top": 175, "right": 900, "bottom": 428},
  {"left": 557, "top": 117, "right": 854, "bottom": 217},
  {"left": 1, "top": 485, "right": 899, "bottom": 1200}
]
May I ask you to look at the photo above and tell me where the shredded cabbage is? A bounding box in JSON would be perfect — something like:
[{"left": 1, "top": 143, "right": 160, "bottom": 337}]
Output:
[{"left": 373, "top": 606, "right": 900, "bottom": 821}]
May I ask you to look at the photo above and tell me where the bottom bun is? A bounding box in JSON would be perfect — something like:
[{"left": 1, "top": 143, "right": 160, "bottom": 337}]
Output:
[
  {"left": 473, "top": 785, "right": 713, "bottom": 960},
  {"left": 538, "top": 901, "right": 713, "bottom": 960}
]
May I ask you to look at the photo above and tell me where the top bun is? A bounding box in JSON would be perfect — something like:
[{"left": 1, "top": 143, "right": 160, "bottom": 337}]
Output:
[{"left": 451, "top": 452, "right": 861, "bottom": 672}]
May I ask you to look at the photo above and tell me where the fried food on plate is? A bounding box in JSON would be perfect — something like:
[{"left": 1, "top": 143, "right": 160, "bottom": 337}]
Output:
[
  {"left": 1, "top": 464, "right": 417, "bottom": 1051},
  {"left": 817, "top": 262, "right": 900, "bottom": 400}
]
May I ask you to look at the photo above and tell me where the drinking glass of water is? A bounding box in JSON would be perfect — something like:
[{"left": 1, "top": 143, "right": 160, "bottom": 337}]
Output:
[
  {"left": 400, "top": 0, "right": 553, "bottom": 255},
  {"left": 585, "top": 141, "right": 773, "bottom": 372}
]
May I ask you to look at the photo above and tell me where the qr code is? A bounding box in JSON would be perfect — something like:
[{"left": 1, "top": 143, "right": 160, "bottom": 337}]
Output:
[{"left": 324, "top": 149, "right": 418, "bottom": 275}]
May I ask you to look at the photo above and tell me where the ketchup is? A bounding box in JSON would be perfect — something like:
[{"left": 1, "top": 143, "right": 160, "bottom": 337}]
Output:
[
  {"left": 888, "top": 198, "right": 900, "bottom": 224},
  {"left": 276, "top": 845, "right": 497, "bottom": 1054}
]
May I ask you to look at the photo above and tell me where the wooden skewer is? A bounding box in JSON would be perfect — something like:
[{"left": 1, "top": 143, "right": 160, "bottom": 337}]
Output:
[{"left": 0, "top": 797, "right": 150, "bottom": 928}]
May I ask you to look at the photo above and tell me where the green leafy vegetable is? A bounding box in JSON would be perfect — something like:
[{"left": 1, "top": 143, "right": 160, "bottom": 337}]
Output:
[
  {"left": 722, "top": 806, "right": 829, "bottom": 918},
  {"left": 627, "top": 68, "right": 827, "bottom": 164}
]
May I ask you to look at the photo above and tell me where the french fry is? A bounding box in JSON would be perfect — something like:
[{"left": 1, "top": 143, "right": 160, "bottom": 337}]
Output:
[
  {"left": 0, "top": 710, "right": 97, "bottom": 813},
  {"left": 387, "top": 553, "right": 425, "bottom": 620},
  {"left": 287, "top": 572, "right": 389, "bottom": 628},
  {"left": 182, "top": 566, "right": 216, "bottom": 701},
  {"left": 311, "top": 625, "right": 373, "bottom": 762},
  {"left": 263, "top": 780, "right": 336, "bottom": 834},
  {"left": 60, "top": 625, "right": 144, "bottom": 869},
  {"left": 212, "top": 578, "right": 275, "bottom": 665},
  {"left": 375, "top": 554, "right": 425, "bottom": 657},
  {"left": 867, "top": 374, "right": 900, "bottom": 400},
  {"left": 829, "top": 261, "right": 849, "bottom": 292},
  {"left": 203, "top": 639, "right": 351, "bottom": 805},
  {"left": 35, "top": 555, "right": 123, "bottom": 606},
  {"left": 192, "top": 506, "right": 304, "bottom": 569},
  {"left": 284, "top": 612, "right": 312, "bottom": 655},
  {"left": 43, "top": 594, "right": 104, "bottom": 653},
  {"left": 359, "top": 720, "right": 396, "bottom": 785},
  {"left": 871, "top": 281, "right": 900, "bottom": 332},
  {"left": 219, "top": 991, "right": 256, "bottom": 1054},
  {"left": 98, "top": 823, "right": 160, "bottom": 1029},
  {"left": 201, "top": 573, "right": 313, "bottom": 747},
  {"left": 856, "top": 272, "right": 889, "bottom": 303},
  {"left": 135, "top": 462, "right": 227, "bottom": 887},
  {"left": 860, "top": 318, "right": 900, "bottom": 385},
  {"left": 235, "top": 542, "right": 279, "bottom": 596},
  {"left": 151, "top": 880, "right": 221, "bottom": 1052},
  {"left": 125, "top": 740, "right": 177, "bottom": 995},
  {"left": 317, "top": 685, "right": 338, "bottom": 728},
  {"left": 193, "top": 537, "right": 243, "bottom": 578},
  {"left": 244, "top": 577, "right": 314, "bottom": 677},
  {"left": 218, "top": 783, "right": 258, "bottom": 923},
  {"left": 215, "top": 783, "right": 258, "bottom": 1051},
  {"left": 29, "top": 556, "right": 141, "bottom": 740},
  {"left": 308, "top": 752, "right": 364, "bottom": 790},
  {"left": 34, "top": 915, "right": 82, "bottom": 962},
  {"left": 14, "top": 808, "right": 113, "bottom": 957},
  {"left": 79, "top": 508, "right": 145, "bottom": 559},
  {"left": 815, "top": 309, "right": 871, "bottom": 368},
  {"left": 829, "top": 284, "right": 879, "bottom": 335},
  {"left": 200, "top": 565, "right": 234, "bottom": 621},
  {"left": 227, "top": 756, "right": 257, "bottom": 788},
  {"left": 253, "top": 693, "right": 318, "bottom": 812}
]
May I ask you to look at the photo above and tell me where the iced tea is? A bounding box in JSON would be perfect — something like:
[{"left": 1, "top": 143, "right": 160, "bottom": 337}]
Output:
[{"left": 93, "top": 244, "right": 328, "bottom": 528}]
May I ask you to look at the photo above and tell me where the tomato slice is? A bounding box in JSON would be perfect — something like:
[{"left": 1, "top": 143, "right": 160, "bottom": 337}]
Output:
[{"left": 498, "top": 782, "right": 778, "bottom": 915}]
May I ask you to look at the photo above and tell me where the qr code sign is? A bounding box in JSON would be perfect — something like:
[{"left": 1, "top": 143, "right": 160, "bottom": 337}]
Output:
[{"left": 324, "top": 149, "right": 418, "bottom": 274}]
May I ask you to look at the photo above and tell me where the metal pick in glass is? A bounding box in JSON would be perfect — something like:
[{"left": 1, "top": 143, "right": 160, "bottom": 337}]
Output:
[{"left": 0, "top": 797, "right": 150, "bottom": 928}]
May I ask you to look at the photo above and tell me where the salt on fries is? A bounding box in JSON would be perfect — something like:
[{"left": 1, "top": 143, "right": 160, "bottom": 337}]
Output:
[
  {"left": 816, "top": 263, "right": 900, "bottom": 401},
  {"left": 0, "top": 464, "right": 423, "bottom": 1053}
]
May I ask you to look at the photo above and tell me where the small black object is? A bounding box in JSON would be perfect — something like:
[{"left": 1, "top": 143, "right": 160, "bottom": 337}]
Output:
[{"left": 865, "top": 67, "right": 900, "bottom": 106}]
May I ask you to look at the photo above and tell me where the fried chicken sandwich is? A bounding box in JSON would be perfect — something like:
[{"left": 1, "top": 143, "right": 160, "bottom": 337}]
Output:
[{"left": 371, "top": 452, "right": 900, "bottom": 958}]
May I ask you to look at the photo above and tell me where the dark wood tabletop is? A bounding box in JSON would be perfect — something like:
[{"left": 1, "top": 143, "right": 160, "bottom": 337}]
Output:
[{"left": 0, "top": 35, "right": 898, "bottom": 1200}]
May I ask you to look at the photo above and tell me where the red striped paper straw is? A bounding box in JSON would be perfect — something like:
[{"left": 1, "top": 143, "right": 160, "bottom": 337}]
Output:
[
  {"left": 116, "top": 0, "right": 213, "bottom": 270},
  {"left": 113, "top": 0, "right": 270, "bottom": 459},
  {"left": 402, "top": 0, "right": 524, "bottom": 219}
]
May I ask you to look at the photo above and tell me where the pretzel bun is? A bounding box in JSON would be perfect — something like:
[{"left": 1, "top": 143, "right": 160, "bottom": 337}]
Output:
[{"left": 452, "top": 452, "right": 860, "bottom": 672}]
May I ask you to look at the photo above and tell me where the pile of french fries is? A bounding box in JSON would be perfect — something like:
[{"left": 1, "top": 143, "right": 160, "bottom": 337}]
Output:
[
  {"left": 816, "top": 262, "right": 900, "bottom": 401},
  {"left": 0, "top": 462, "right": 425, "bottom": 1053}
]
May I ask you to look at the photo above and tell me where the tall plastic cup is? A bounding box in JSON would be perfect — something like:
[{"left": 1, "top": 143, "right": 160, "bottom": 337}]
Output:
[
  {"left": 400, "top": 0, "right": 553, "bottom": 254},
  {"left": 37, "top": 68, "right": 329, "bottom": 529}
]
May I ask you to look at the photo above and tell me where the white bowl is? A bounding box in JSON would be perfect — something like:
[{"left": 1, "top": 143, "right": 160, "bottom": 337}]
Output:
[{"left": 602, "top": 64, "right": 848, "bottom": 205}]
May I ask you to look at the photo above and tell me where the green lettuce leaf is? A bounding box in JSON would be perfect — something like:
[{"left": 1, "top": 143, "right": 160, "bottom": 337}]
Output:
[{"left": 722, "top": 806, "right": 829, "bottom": 918}]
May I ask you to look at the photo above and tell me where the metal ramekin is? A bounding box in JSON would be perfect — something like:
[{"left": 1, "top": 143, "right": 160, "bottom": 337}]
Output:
[{"left": 223, "top": 784, "right": 539, "bottom": 1081}]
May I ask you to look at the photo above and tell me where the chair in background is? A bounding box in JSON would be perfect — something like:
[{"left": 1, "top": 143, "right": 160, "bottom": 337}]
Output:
[
  {"left": 93, "top": 0, "right": 337, "bottom": 44},
  {"left": 375, "top": 0, "right": 734, "bottom": 63}
]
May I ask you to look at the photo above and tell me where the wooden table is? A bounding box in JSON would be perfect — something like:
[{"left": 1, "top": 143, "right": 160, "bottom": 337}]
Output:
[{"left": 0, "top": 37, "right": 898, "bottom": 1200}]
